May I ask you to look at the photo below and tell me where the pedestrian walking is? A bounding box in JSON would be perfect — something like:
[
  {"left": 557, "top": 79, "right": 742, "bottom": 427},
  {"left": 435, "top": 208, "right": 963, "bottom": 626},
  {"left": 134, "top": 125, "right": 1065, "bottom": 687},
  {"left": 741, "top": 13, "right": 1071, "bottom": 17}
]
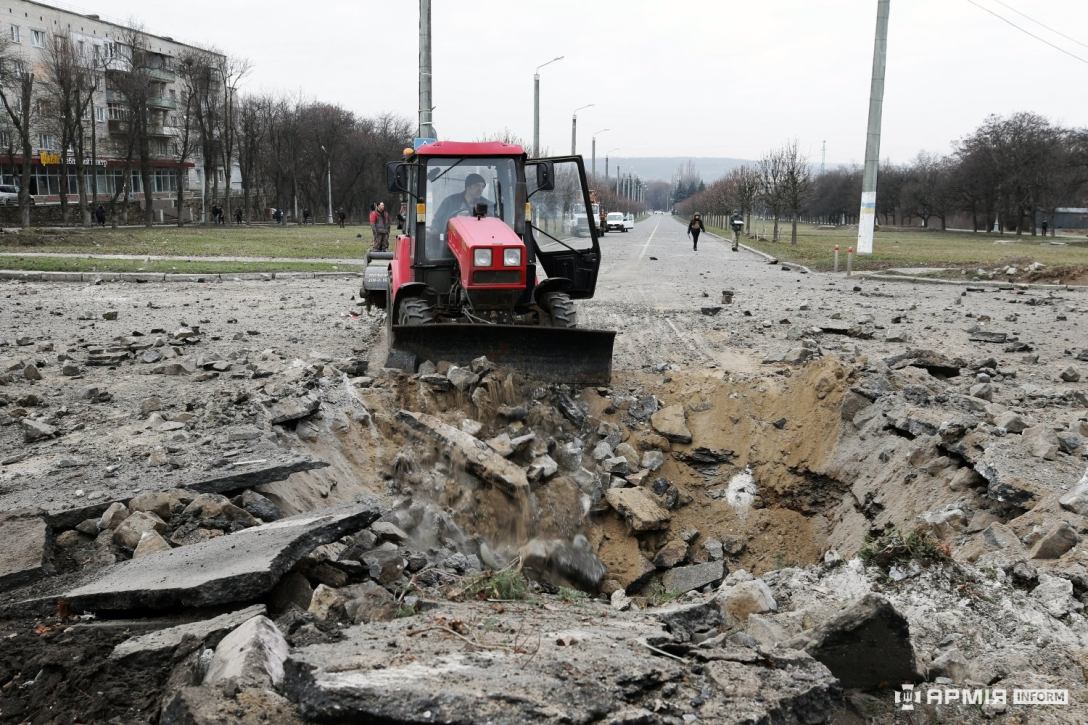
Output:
[
  {"left": 235, "top": 207, "right": 243, "bottom": 224},
  {"left": 371, "top": 201, "right": 390, "bottom": 252},
  {"left": 729, "top": 210, "right": 743, "bottom": 252},
  {"left": 1042, "top": 218, "right": 1049, "bottom": 236},
  {"left": 95, "top": 204, "right": 106, "bottom": 227},
  {"left": 687, "top": 213, "right": 704, "bottom": 251},
  {"left": 337, "top": 207, "right": 346, "bottom": 228},
  {"left": 303, "top": 208, "right": 311, "bottom": 225}
]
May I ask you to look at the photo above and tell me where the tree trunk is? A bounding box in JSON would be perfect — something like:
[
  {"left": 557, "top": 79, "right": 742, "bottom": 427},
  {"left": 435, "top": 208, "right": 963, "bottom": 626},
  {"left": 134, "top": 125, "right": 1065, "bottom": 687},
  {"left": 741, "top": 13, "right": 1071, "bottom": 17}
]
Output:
[
  {"left": 772, "top": 214, "right": 779, "bottom": 242},
  {"left": 790, "top": 218, "right": 797, "bottom": 246}
]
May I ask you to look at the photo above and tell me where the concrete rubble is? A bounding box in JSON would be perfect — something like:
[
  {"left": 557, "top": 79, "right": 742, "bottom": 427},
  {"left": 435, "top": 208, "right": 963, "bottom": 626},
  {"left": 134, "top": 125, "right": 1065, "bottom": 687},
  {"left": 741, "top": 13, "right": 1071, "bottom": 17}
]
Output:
[{"left": 1, "top": 275, "right": 1087, "bottom": 723}]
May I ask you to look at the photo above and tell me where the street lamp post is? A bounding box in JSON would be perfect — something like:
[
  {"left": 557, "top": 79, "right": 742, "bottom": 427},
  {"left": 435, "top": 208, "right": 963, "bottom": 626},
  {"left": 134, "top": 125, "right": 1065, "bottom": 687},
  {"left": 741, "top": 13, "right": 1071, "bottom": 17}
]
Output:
[
  {"left": 533, "top": 56, "right": 563, "bottom": 159},
  {"left": 605, "top": 147, "right": 619, "bottom": 185},
  {"left": 571, "top": 104, "right": 594, "bottom": 155},
  {"left": 320, "top": 145, "right": 332, "bottom": 224},
  {"left": 591, "top": 128, "right": 609, "bottom": 178}
]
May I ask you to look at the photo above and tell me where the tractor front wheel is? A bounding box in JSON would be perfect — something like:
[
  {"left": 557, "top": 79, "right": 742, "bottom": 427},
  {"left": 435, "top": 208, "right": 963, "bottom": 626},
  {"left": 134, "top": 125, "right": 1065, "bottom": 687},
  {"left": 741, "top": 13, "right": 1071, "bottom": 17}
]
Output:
[
  {"left": 398, "top": 297, "right": 435, "bottom": 326},
  {"left": 540, "top": 291, "right": 577, "bottom": 328}
]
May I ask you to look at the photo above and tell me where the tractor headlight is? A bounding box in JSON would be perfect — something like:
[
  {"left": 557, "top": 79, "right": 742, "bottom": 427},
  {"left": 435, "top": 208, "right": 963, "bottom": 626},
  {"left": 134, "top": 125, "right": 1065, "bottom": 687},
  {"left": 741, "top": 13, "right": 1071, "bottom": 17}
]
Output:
[
  {"left": 503, "top": 248, "right": 521, "bottom": 267},
  {"left": 473, "top": 249, "right": 492, "bottom": 267}
]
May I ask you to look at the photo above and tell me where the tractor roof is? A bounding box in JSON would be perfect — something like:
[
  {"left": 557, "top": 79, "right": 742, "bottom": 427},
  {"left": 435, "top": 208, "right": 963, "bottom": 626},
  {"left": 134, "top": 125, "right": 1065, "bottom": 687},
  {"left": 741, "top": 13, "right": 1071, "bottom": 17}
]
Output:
[{"left": 414, "top": 141, "right": 525, "bottom": 157}]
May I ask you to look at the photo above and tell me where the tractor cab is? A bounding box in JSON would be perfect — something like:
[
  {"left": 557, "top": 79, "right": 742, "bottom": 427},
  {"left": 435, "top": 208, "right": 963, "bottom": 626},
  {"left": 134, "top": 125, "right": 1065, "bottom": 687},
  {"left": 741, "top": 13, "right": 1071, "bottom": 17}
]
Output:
[{"left": 361, "top": 141, "right": 615, "bottom": 383}]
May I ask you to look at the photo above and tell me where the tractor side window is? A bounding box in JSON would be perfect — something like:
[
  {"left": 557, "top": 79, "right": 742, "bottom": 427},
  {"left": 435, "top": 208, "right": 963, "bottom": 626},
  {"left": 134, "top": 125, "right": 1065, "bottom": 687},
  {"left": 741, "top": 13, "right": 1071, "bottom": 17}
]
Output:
[
  {"left": 423, "top": 158, "right": 516, "bottom": 262},
  {"left": 527, "top": 161, "right": 595, "bottom": 253}
]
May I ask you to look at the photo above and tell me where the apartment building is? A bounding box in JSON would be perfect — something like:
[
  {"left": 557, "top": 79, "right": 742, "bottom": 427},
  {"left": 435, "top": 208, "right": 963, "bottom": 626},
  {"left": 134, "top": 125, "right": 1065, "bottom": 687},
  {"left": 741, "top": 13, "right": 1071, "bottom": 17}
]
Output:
[{"left": 0, "top": 0, "right": 226, "bottom": 216}]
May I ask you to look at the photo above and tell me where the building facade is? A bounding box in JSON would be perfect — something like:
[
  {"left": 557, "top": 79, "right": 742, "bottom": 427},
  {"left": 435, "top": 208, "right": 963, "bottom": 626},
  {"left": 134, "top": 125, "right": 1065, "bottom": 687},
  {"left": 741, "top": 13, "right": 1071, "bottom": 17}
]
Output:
[{"left": 0, "top": 0, "right": 226, "bottom": 219}]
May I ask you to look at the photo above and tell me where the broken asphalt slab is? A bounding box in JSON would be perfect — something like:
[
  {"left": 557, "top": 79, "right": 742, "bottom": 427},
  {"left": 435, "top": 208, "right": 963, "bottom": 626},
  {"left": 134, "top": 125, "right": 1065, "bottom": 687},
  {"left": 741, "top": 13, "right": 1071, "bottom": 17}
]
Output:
[
  {"left": 21, "top": 497, "right": 381, "bottom": 613},
  {"left": 43, "top": 456, "right": 329, "bottom": 529},
  {"left": 110, "top": 603, "right": 266, "bottom": 662},
  {"left": 395, "top": 410, "right": 528, "bottom": 496},
  {"left": 0, "top": 509, "right": 51, "bottom": 590},
  {"left": 283, "top": 601, "right": 841, "bottom": 724}
]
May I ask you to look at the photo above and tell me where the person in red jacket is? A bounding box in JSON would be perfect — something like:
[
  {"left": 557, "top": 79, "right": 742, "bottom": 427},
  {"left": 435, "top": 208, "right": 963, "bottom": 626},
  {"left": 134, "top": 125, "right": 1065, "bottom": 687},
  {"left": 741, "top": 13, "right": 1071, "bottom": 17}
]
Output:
[{"left": 370, "top": 201, "right": 390, "bottom": 251}]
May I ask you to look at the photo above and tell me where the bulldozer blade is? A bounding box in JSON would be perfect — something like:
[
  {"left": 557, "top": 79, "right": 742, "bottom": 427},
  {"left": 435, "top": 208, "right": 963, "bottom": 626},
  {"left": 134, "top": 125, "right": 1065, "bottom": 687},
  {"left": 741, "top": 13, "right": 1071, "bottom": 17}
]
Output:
[{"left": 388, "top": 324, "right": 616, "bottom": 385}]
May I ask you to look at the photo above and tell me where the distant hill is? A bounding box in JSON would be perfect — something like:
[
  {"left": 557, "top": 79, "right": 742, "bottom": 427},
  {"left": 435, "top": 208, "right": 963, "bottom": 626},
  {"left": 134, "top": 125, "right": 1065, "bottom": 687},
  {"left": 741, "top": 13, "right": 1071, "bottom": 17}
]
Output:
[{"left": 598, "top": 157, "right": 754, "bottom": 183}]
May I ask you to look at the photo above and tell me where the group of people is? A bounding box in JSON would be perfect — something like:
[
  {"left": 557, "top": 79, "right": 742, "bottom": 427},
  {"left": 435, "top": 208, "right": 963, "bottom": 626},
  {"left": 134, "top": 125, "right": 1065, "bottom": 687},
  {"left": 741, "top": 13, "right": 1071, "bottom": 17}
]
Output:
[
  {"left": 687, "top": 210, "right": 743, "bottom": 252},
  {"left": 210, "top": 203, "right": 240, "bottom": 225}
]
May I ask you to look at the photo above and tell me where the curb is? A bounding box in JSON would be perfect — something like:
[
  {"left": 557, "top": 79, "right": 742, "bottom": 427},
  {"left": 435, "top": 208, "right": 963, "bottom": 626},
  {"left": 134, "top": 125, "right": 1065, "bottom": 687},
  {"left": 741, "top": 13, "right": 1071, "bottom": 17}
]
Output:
[
  {"left": 0, "top": 270, "right": 363, "bottom": 284},
  {"left": 853, "top": 272, "right": 1087, "bottom": 291}
]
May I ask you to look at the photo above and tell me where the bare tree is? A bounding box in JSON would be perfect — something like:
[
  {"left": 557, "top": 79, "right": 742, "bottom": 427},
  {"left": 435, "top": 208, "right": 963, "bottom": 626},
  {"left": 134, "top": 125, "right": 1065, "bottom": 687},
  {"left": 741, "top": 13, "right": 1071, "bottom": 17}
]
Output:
[
  {"left": 757, "top": 148, "right": 788, "bottom": 242},
  {"left": 0, "top": 36, "right": 38, "bottom": 226},
  {"left": 236, "top": 93, "right": 267, "bottom": 221},
  {"left": 217, "top": 55, "right": 249, "bottom": 221},
  {"left": 729, "top": 165, "right": 760, "bottom": 235},
  {"left": 779, "top": 140, "right": 813, "bottom": 246}
]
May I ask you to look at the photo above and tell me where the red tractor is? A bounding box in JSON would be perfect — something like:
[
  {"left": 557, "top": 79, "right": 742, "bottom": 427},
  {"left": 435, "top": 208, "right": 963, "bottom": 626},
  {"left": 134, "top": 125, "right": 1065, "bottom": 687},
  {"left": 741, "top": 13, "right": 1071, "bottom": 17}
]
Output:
[{"left": 360, "top": 141, "right": 615, "bottom": 383}]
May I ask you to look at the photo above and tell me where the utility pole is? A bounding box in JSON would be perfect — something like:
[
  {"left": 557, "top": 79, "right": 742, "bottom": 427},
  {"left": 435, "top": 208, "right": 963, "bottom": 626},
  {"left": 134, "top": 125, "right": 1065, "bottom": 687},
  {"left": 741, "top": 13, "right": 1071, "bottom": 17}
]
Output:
[
  {"left": 533, "top": 56, "right": 563, "bottom": 159},
  {"left": 321, "top": 145, "right": 332, "bottom": 224},
  {"left": 571, "top": 104, "right": 593, "bottom": 155},
  {"left": 857, "top": 0, "right": 890, "bottom": 255},
  {"left": 591, "top": 128, "right": 608, "bottom": 178},
  {"left": 820, "top": 141, "right": 826, "bottom": 176},
  {"left": 418, "top": 0, "right": 435, "bottom": 139}
]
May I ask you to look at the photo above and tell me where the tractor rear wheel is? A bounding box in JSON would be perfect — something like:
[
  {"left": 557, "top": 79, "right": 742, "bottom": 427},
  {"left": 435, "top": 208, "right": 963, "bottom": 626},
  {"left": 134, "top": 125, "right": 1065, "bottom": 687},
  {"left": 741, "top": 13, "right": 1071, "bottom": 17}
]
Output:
[
  {"left": 398, "top": 296, "right": 435, "bottom": 326},
  {"left": 540, "top": 291, "right": 577, "bottom": 328}
]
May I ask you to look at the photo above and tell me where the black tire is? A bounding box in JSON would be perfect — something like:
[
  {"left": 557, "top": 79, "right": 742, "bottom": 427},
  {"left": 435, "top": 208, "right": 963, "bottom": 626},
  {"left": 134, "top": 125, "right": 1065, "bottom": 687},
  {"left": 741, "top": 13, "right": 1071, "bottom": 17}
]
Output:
[
  {"left": 540, "top": 291, "right": 577, "bottom": 328},
  {"left": 397, "top": 296, "right": 435, "bottom": 326}
]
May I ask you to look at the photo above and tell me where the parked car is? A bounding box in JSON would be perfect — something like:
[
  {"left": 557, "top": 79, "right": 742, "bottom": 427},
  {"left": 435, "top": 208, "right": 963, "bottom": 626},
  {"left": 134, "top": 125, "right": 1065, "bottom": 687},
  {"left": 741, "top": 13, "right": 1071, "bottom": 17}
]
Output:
[
  {"left": 0, "top": 184, "right": 31, "bottom": 205},
  {"left": 605, "top": 211, "right": 626, "bottom": 232},
  {"left": 623, "top": 213, "right": 635, "bottom": 231}
]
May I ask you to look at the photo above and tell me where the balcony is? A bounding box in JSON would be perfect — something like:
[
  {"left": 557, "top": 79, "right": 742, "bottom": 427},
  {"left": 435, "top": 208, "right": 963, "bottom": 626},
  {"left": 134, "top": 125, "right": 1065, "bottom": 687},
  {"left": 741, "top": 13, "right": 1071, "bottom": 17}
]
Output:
[
  {"left": 107, "top": 118, "right": 128, "bottom": 135},
  {"left": 105, "top": 89, "right": 126, "bottom": 103},
  {"left": 145, "top": 67, "right": 176, "bottom": 83},
  {"left": 147, "top": 96, "right": 177, "bottom": 110}
]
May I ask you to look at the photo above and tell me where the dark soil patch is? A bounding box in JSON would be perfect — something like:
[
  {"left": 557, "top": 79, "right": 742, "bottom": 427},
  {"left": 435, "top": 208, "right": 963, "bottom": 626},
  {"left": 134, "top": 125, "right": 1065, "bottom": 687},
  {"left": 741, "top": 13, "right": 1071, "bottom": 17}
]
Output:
[{"left": 0, "top": 615, "right": 169, "bottom": 724}]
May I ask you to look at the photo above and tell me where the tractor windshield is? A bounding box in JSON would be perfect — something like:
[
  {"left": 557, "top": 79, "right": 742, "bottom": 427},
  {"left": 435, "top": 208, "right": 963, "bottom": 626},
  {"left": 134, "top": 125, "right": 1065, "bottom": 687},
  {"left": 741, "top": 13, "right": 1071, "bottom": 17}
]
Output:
[{"left": 423, "top": 157, "right": 517, "bottom": 261}]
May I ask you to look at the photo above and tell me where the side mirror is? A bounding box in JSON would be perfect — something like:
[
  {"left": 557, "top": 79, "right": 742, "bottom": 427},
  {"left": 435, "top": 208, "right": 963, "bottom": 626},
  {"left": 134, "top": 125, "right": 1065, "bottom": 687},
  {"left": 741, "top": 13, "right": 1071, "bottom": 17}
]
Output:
[
  {"left": 527, "top": 161, "right": 554, "bottom": 194},
  {"left": 386, "top": 162, "right": 411, "bottom": 194}
]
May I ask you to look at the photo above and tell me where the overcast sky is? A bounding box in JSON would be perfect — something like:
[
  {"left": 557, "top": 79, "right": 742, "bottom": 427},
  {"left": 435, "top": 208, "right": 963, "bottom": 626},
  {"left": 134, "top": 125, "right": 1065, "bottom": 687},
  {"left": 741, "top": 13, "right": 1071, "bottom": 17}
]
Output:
[{"left": 97, "top": 0, "right": 1088, "bottom": 167}]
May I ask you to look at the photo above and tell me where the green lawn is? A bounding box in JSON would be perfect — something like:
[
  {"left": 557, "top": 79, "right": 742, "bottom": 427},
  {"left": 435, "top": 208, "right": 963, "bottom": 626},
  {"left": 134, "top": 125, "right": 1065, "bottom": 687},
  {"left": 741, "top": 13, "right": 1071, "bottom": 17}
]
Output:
[
  {"left": 0, "top": 224, "right": 373, "bottom": 259},
  {"left": 705, "top": 222, "right": 1088, "bottom": 272},
  {"left": 0, "top": 256, "right": 351, "bottom": 274}
]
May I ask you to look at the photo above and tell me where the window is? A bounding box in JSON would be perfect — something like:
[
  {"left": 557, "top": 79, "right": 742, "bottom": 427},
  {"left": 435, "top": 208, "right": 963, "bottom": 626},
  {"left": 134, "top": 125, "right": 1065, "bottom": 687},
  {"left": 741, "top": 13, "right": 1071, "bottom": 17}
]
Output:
[
  {"left": 0, "top": 131, "right": 9, "bottom": 147},
  {"left": 38, "top": 134, "right": 56, "bottom": 150},
  {"left": 10, "top": 25, "right": 19, "bottom": 43},
  {"left": 31, "top": 29, "right": 44, "bottom": 47},
  {"left": 95, "top": 106, "right": 105, "bottom": 122},
  {"left": 103, "top": 41, "right": 115, "bottom": 58}
]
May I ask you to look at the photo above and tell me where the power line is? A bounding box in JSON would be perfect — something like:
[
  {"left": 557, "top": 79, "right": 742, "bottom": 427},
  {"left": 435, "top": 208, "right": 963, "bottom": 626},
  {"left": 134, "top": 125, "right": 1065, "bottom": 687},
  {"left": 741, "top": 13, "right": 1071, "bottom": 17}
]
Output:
[
  {"left": 990, "top": 0, "right": 1088, "bottom": 51},
  {"left": 965, "top": 0, "right": 1088, "bottom": 66}
]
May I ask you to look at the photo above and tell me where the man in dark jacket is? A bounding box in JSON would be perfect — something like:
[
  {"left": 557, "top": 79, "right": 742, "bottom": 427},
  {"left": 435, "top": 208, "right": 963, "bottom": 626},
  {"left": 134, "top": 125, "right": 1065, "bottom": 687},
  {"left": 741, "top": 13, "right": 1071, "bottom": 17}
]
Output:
[
  {"left": 371, "top": 201, "right": 391, "bottom": 251},
  {"left": 729, "top": 210, "right": 743, "bottom": 251},
  {"left": 687, "top": 214, "right": 704, "bottom": 251},
  {"left": 95, "top": 205, "right": 106, "bottom": 227}
]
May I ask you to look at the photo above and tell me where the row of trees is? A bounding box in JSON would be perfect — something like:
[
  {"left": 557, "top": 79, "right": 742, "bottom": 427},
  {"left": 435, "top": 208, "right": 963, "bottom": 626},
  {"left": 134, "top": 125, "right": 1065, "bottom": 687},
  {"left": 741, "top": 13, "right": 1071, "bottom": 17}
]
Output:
[
  {"left": 0, "top": 25, "right": 415, "bottom": 227},
  {"left": 675, "top": 112, "right": 1088, "bottom": 242}
]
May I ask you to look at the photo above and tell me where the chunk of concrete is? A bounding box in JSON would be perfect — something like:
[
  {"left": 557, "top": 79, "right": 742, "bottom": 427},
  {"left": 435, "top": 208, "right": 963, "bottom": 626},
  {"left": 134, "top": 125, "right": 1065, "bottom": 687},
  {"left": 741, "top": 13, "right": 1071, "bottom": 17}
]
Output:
[
  {"left": 52, "top": 499, "right": 381, "bottom": 611},
  {"left": 661, "top": 561, "right": 726, "bottom": 595},
  {"left": 396, "top": 410, "right": 528, "bottom": 496},
  {"left": 785, "top": 593, "right": 921, "bottom": 689},
  {"left": 110, "top": 604, "right": 266, "bottom": 661},
  {"left": 1029, "top": 522, "right": 1080, "bottom": 560},
  {"left": 605, "top": 487, "right": 670, "bottom": 531},
  {"left": 266, "top": 394, "right": 320, "bottom": 425},
  {"left": 113, "top": 511, "right": 168, "bottom": 550},
  {"left": 719, "top": 579, "right": 777, "bottom": 624},
  {"left": 133, "top": 530, "right": 172, "bottom": 558},
  {"left": 1059, "top": 468, "right": 1088, "bottom": 516},
  {"left": 650, "top": 404, "right": 692, "bottom": 444},
  {"left": 0, "top": 509, "right": 50, "bottom": 590},
  {"left": 203, "top": 615, "right": 289, "bottom": 689}
]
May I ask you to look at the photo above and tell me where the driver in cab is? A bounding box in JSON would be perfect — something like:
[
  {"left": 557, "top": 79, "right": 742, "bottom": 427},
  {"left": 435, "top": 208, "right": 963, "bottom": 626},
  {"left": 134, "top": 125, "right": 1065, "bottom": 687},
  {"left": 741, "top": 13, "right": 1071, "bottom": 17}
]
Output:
[{"left": 434, "top": 173, "right": 493, "bottom": 239}]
